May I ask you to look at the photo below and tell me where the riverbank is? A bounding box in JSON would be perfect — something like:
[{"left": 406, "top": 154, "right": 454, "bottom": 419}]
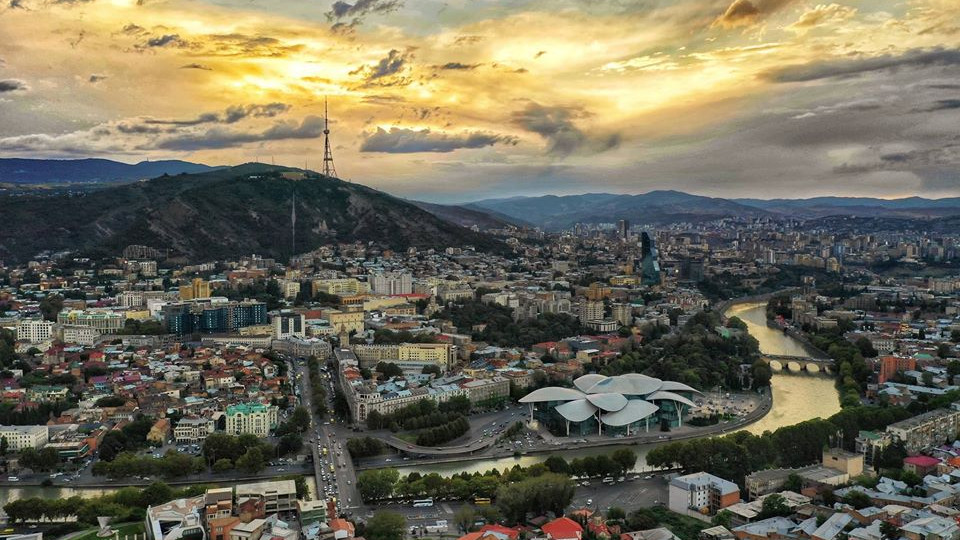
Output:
[
  {"left": 356, "top": 392, "right": 773, "bottom": 471},
  {"left": 0, "top": 465, "right": 312, "bottom": 489}
]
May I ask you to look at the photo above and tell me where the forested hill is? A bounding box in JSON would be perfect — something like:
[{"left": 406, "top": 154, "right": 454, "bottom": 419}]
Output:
[{"left": 0, "top": 164, "right": 508, "bottom": 263}]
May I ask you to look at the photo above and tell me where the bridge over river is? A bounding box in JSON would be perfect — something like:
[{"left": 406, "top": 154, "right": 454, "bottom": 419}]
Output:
[{"left": 761, "top": 354, "right": 834, "bottom": 374}]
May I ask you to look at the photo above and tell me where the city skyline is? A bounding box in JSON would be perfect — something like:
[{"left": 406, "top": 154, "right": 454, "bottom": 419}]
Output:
[{"left": 1, "top": 0, "right": 959, "bottom": 202}]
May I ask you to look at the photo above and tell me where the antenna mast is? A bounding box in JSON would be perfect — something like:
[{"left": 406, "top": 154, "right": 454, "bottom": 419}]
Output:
[{"left": 322, "top": 97, "right": 339, "bottom": 179}]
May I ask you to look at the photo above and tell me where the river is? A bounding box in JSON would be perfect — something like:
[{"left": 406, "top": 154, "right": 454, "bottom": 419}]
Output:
[
  {"left": 388, "top": 302, "right": 840, "bottom": 476},
  {"left": 0, "top": 303, "right": 840, "bottom": 503}
]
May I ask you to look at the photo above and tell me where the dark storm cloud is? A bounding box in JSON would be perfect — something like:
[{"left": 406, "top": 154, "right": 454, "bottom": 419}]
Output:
[
  {"left": 143, "top": 103, "right": 292, "bottom": 127},
  {"left": 180, "top": 63, "right": 213, "bottom": 70},
  {"left": 512, "top": 103, "right": 623, "bottom": 157},
  {"left": 513, "top": 103, "right": 583, "bottom": 156},
  {"left": 326, "top": 0, "right": 402, "bottom": 22},
  {"left": 88, "top": 74, "right": 107, "bottom": 83},
  {"left": 8, "top": 0, "right": 27, "bottom": 9},
  {"left": 763, "top": 47, "right": 960, "bottom": 83},
  {"left": 144, "top": 34, "right": 190, "bottom": 48},
  {"left": 154, "top": 116, "right": 325, "bottom": 151},
  {"left": 0, "top": 79, "right": 28, "bottom": 92},
  {"left": 438, "top": 62, "right": 480, "bottom": 70},
  {"left": 352, "top": 49, "right": 413, "bottom": 86},
  {"left": 360, "top": 127, "right": 517, "bottom": 153}
]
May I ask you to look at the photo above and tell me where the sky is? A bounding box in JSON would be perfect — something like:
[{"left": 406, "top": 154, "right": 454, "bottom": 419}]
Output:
[{"left": 0, "top": 0, "right": 958, "bottom": 203}]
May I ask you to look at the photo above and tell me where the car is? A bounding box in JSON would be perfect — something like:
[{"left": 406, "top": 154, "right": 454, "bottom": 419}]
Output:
[{"left": 586, "top": 499, "right": 593, "bottom": 505}]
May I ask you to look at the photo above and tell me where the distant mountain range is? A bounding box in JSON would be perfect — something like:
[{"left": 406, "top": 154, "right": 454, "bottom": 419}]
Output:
[
  {"left": 0, "top": 158, "right": 220, "bottom": 185},
  {"left": 468, "top": 191, "right": 770, "bottom": 230},
  {"left": 466, "top": 191, "right": 960, "bottom": 229},
  {"left": 0, "top": 164, "right": 506, "bottom": 263}
]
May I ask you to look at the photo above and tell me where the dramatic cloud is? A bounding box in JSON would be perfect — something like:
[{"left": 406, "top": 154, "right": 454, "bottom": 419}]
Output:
[
  {"left": 512, "top": 103, "right": 620, "bottom": 156},
  {"left": 326, "top": 0, "right": 402, "bottom": 22},
  {"left": 142, "top": 34, "right": 190, "bottom": 49},
  {"left": 438, "top": 62, "right": 480, "bottom": 70},
  {"left": 143, "top": 103, "right": 292, "bottom": 126},
  {"left": 154, "top": 116, "right": 325, "bottom": 150},
  {"left": 360, "top": 127, "right": 516, "bottom": 153},
  {"left": 0, "top": 79, "right": 28, "bottom": 93},
  {"left": 764, "top": 47, "right": 960, "bottom": 83},
  {"left": 713, "top": 0, "right": 796, "bottom": 28},
  {"left": 180, "top": 63, "right": 213, "bottom": 70},
  {"left": 352, "top": 49, "right": 413, "bottom": 86},
  {"left": 88, "top": 74, "right": 107, "bottom": 83}
]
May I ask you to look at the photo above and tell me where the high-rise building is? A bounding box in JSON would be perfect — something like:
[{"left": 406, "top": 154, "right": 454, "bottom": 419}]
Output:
[
  {"left": 640, "top": 232, "right": 661, "bottom": 286},
  {"left": 179, "top": 278, "right": 211, "bottom": 301},
  {"left": 617, "top": 219, "right": 630, "bottom": 241},
  {"left": 162, "top": 300, "right": 267, "bottom": 335},
  {"left": 579, "top": 300, "right": 604, "bottom": 324},
  {"left": 611, "top": 303, "right": 632, "bottom": 327},
  {"left": 272, "top": 312, "right": 306, "bottom": 339},
  {"left": 370, "top": 272, "right": 413, "bottom": 295}
]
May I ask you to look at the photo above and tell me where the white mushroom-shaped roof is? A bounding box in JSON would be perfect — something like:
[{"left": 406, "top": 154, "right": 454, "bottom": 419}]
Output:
[
  {"left": 646, "top": 390, "right": 697, "bottom": 408},
  {"left": 584, "top": 373, "right": 663, "bottom": 395},
  {"left": 600, "top": 400, "right": 659, "bottom": 426},
  {"left": 657, "top": 381, "right": 704, "bottom": 396},
  {"left": 519, "top": 386, "right": 586, "bottom": 403},
  {"left": 574, "top": 373, "right": 607, "bottom": 392},
  {"left": 556, "top": 399, "right": 598, "bottom": 422},
  {"left": 585, "top": 392, "right": 629, "bottom": 412}
]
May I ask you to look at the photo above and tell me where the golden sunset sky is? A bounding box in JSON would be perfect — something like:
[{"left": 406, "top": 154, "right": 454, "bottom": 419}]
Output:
[{"left": 1, "top": 0, "right": 958, "bottom": 201}]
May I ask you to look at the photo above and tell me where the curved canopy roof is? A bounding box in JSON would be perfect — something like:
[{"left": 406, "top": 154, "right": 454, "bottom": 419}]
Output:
[
  {"left": 584, "top": 373, "right": 663, "bottom": 396},
  {"left": 574, "top": 373, "right": 607, "bottom": 392},
  {"left": 600, "top": 400, "right": 659, "bottom": 426},
  {"left": 556, "top": 399, "right": 598, "bottom": 422},
  {"left": 646, "top": 390, "right": 696, "bottom": 408},
  {"left": 519, "top": 387, "right": 586, "bottom": 403},
  {"left": 657, "top": 381, "right": 704, "bottom": 396},
  {"left": 585, "top": 392, "right": 629, "bottom": 412}
]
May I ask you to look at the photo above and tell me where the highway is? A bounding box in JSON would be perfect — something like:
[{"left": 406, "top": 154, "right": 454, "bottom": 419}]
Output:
[{"left": 291, "top": 355, "right": 365, "bottom": 516}]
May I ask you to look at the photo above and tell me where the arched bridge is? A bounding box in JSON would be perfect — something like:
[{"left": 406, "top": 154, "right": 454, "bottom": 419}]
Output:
[{"left": 761, "top": 355, "right": 834, "bottom": 374}]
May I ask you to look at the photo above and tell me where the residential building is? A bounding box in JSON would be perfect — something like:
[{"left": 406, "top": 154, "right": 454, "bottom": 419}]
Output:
[
  {"left": 235, "top": 479, "right": 297, "bottom": 514},
  {"left": 579, "top": 300, "right": 604, "bottom": 325},
  {"left": 16, "top": 319, "right": 54, "bottom": 344},
  {"left": 0, "top": 425, "right": 49, "bottom": 451},
  {"left": 669, "top": 472, "right": 741, "bottom": 516},
  {"left": 179, "top": 278, "right": 211, "bottom": 300},
  {"left": 370, "top": 272, "right": 413, "bottom": 295},
  {"left": 174, "top": 417, "right": 216, "bottom": 444},
  {"left": 886, "top": 407, "right": 960, "bottom": 452}
]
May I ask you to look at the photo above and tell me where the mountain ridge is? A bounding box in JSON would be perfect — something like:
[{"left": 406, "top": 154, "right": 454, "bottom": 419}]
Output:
[
  {"left": 0, "top": 157, "right": 221, "bottom": 185},
  {"left": 0, "top": 164, "right": 507, "bottom": 263}
]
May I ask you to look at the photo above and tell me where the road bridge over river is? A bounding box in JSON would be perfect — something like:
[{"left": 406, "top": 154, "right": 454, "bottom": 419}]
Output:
[{"left": 761, "top": 354, "right": 834, "bottom": 374}]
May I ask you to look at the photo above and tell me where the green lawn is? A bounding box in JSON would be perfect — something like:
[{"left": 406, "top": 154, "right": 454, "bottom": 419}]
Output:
[{"left": 73, "top": 522, "right": 145, "bottom": 540}]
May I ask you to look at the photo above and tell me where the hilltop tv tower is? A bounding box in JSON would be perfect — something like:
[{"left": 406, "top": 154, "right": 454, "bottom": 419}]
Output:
[{"left": 322, "top": 97, "right": 339, "bottom": 179}]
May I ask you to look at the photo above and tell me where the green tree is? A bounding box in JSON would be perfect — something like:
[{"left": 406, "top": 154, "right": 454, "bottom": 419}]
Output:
[
  {"left": 880, "top": 521, "right": 899, "bottom": 540},
  {"left": 455, "top": 505, "right": 477, "bottom": 533},
  {"left": 0, "top": 435, "right": 7, "bottom": 456},
  {"left": 758, "top": 494, "right": 791, "bottom": 518},
  {"left": 607, "top": 507, "right": 626, "bottom": 521},
  {"left": 357, "top": 468, "right": 400, "bottom": 502},
  {"left": 212, "top": 458, "right": 234, "bottom": 473},
  {"left": 365, "top": 511, "right": 407, "bottom": 540},
  {"left": 235, "top": 447, "right": 265, "bottom": 474},
  {"left": 712, "top": 510, "right": 733, "bottom": 528},
  {"left": 495, "top": 473, "right": 574, "bottom": 524},
  {"left": 843, "top": 490, "right": 872, "bottom": 509}
]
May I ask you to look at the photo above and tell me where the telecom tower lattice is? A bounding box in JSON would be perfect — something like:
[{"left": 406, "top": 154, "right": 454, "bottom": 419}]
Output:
[{"left": 322, "top": 97, "right": 338, "bottom": 179}]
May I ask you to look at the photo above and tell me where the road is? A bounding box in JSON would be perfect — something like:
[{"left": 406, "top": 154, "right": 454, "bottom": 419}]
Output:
[
  {"left": 291, "top": 355, "right": 364, "bottom": 516},
  {"left": 364, "top": 476, "right": 669, "bottom": 534}
]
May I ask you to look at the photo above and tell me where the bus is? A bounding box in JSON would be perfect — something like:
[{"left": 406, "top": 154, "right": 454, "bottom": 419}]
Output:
[
  {"left": 473, "top": 497, "right": 491, "bottom": 506},
  {"left": 412, "top": 498, "right": 434, "bottom": 507}
]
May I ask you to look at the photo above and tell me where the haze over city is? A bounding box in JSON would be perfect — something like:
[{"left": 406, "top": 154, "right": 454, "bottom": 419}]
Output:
[{"left": 1, "top": 0, "right": 959, "bottom": 201}]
